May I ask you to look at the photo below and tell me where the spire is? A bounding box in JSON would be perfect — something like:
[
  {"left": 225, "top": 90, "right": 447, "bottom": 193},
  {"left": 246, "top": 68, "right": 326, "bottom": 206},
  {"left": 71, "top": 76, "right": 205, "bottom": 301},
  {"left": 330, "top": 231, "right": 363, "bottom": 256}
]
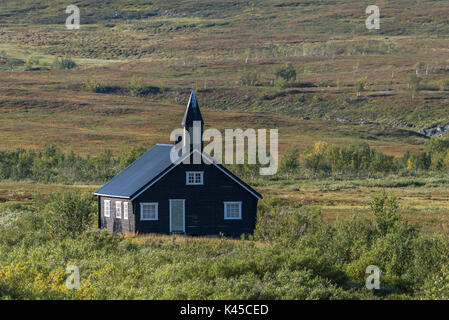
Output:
[{"left": 181, "top": 91, "right": 204, "bottom": 127}]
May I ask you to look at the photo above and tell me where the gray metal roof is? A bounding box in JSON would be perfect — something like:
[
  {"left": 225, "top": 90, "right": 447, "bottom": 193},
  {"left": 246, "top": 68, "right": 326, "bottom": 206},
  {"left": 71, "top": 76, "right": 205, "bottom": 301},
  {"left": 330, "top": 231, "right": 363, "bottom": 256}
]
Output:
[{"left": 94, "top": 144, "right": 174, "bottom": 198}]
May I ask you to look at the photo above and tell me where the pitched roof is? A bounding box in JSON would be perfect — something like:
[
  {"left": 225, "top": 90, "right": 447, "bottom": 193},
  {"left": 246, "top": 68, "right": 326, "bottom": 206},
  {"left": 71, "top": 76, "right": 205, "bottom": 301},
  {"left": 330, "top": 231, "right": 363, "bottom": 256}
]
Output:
[
  {"left": 181, "top": 91, "right": 204, "bottom": 126},
  {"left": 94, "top": 146, "right": 262, "bottom": 200},
  {"left": 129, "top": 150, "right": 262, "bottom": 201},
  {"left": 93, "top": 144, "right": 174, "bottom": 198}
]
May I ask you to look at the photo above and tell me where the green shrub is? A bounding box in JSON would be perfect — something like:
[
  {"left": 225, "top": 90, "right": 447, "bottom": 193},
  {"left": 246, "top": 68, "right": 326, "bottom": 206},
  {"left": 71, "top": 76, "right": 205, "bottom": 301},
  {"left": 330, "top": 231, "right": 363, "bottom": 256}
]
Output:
[
  {"left": 83, "top": 80, "right": 121, "bottom": 94},
  {"left": 332, "top": 216, "right": 379, "bottom": 263},
  {"left": 5, "top": 58, "right": 24, "bottom": 70},
  {"left": 259, "top": 269, "right": 348, "bottom": 299},
  {"left": 254, "top": 200, "right": 311, "bottom": 244},
  {"left": 439, "top": 79, "right": 449, "bottom": 91},
  {"left": 275, "top": 63, "right": 296, "bottom": 82},
  {"left": 0, "top": 194, "right": 447, "bottom": 299},
  {"left": 52, "top": 57, "right": 76, "bottom": 70},
  {"left": 355, "top": 77, "right": 368, "bottom": 97},
  {"left": 421, "top": 265, "right": 449, "bottom": 300},
  {"left": 127, "top": 77, "right": 161, "bottom": 96},
  {"left": 406, "top": 74, "right": 421, "bottom": 100},
  {"left": 370, "top": 191, "right": 400, "bottom": 235},
  {"left": 412, "top": 234, "right": 449, "bottom": 285},
  {"left": 240, "top": 71, "right": 260, "bottom": 86},
  {"left": 279, "top": 146, "right": 300, "bottom": 178},
  {"left": 42, "top": 190, "right": 96, "bottom": 239}
]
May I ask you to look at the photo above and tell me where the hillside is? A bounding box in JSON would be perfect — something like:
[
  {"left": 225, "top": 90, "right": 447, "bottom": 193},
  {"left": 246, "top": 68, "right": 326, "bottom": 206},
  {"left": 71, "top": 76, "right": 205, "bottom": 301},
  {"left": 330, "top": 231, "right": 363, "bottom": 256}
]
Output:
[
  {"left": 1, "top": 0, "right": 449, "bottom": 155},
  {"left": 1, "top": 1, "right": 449, "bottom": 301}
]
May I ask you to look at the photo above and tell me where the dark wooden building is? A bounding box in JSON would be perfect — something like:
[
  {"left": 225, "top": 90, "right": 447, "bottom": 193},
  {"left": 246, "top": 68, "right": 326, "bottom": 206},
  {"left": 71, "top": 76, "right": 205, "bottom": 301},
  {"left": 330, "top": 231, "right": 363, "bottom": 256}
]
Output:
[{"left": 94, "top": 92, "right": 262, "bottom": 236}]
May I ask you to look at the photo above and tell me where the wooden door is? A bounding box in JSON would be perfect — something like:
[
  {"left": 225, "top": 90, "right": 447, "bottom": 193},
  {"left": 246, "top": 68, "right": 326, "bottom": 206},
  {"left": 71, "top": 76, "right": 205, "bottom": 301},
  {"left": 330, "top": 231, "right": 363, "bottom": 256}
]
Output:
[{"left": 170, "top": 199, "right": 185, "bottom": 233}]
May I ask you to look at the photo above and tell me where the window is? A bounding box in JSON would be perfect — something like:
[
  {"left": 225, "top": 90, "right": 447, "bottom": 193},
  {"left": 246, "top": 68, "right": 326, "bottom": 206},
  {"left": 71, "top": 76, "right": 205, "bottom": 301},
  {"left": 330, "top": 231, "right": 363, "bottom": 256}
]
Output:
[
  {"left": 104, "top": 200, "right": 110, "bottom": 217},
  {"left": 123, "top": 202, "right": 129, "bottom": 220},
  {"left": 224, "top": 202, "right": 242, "bottom": 220},
  {"left": 115, "top": 201, "right": 122, "bottom": 219},
  {"left": 140, "top": 203, "right": 158, "bottom": 221},
  {"left": 186, "top": 171, "right": 203, "bottom": 185}
]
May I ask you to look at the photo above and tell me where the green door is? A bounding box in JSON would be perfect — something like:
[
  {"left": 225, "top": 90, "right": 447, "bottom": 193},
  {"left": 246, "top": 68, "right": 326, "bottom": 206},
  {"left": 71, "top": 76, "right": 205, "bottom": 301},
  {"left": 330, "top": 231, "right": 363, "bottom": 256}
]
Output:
[{"left": 170, "top": 200, "right": 185, "bottom": 233}]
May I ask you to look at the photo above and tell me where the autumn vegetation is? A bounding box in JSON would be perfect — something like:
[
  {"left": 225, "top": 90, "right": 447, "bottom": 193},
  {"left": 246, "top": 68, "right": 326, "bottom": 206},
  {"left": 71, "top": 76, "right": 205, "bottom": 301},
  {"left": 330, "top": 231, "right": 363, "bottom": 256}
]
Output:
[{"left": 1, "top": 0, "right": 449, "bottom": 299}]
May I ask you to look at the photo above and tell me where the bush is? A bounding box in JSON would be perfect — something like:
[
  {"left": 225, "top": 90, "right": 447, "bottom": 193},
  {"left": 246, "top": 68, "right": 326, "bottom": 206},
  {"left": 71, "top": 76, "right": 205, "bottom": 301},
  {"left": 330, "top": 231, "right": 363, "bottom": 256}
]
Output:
[
  {"left": 118, "top": 146, "right": 147, "bottom": 170},
  {"left": 275, "top": 63, "right": 296, "bottom": 82},
  {"left": 421, "top": 265, "right": 449, "bottom": 300},
  {"left": 83, "top": 80, "right": 121, "bottom": 94},
  {"left": 0, "top": 145, "right": 124, "bottom": 183},
  {"left": 6, "top": 58, "right": 25, "bottom": 70},
  {"left": 370, "top": 191, "right": 400, "bottom": 235},
  {"left": 0, "top": 191, "right": 447, "bottom": 299},
  {"left": 406, "top": 74, "right": 421, "bottom": 100},
  {"left": 280, "top": 146, "right": 300, "bottom": 178},
  {"left": 355, "top": 77, "right": 368, "bottom": 97},
  {"left": 240, "top": 71, "right": 260, "bottom": 86},
  {"left": 255, "top": 199, "right": 320, "bottom": 245},
  {"left": 42, "top": 190, "right": 96, "bottom": 239},
  {"left": 128, "top": 77, "right": 161, "bottom": 96},
  {"left": 439, "top": 79, "right": 449, "bottom": 91},
  {"left": 52, "top": 57, "right": 76, "bottom": 70}
]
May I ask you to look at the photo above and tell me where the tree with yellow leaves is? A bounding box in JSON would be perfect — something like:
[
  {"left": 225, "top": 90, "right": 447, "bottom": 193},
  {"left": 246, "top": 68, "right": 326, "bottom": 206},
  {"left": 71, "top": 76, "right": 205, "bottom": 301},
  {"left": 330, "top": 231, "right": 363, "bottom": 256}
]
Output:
[
  {"left": 314, "top": 141, "right": 328, "bottom": 155},
  {"left": 443, "top": 150, "right": 449, "bottom": 170},
  {"left": 407, "top": 157, "right": 416, "bottom": 172},
  {"left": 302, "top": 141, "right": 329, "bottom": 173}
]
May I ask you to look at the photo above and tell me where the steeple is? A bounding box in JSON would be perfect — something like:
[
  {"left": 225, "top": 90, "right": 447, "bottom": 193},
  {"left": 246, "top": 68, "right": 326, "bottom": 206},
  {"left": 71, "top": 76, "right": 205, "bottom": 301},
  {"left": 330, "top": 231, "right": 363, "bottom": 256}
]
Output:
[
  {"left": 181, "top": 91, "right": 204, "bottom": 153},
  {"left": 181, "top": 91, "right": 204, "bottom": 127}
]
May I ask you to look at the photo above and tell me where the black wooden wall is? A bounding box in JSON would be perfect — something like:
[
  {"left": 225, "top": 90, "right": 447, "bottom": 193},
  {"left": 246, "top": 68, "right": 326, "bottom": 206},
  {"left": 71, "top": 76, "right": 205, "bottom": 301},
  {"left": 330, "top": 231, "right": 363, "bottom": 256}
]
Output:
[{"left": 133, "top": 163, "right": 259, "bottom": 236}]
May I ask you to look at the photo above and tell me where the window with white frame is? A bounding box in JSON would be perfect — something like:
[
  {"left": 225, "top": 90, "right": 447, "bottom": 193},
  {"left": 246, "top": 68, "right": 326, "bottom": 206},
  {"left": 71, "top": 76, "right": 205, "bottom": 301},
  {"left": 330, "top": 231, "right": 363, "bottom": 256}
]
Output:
[
  {"left": 186, "top": 171, "right": 203, "bottom": 185},
  {"left": 115, "top": 201, "right": 122, "bottom": 219},
  {"left": 123, "top": 202, "right": 129, "bottom": 220},
  {"left": 104, "top": 200, "right": 110, "bottom": 217},
  {"left": 140, "top": 203, "right": 158, "bottom": 221},
  {"left": 224, "top": 202, "right": 242, "bottom": 220}
]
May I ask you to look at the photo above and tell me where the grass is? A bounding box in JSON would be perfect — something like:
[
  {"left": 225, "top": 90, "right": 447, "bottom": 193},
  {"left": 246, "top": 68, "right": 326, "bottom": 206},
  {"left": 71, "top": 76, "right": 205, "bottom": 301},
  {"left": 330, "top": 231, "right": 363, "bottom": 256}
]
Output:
[{"left": 2, "top": 175, "right": 448, "bottom": 234}]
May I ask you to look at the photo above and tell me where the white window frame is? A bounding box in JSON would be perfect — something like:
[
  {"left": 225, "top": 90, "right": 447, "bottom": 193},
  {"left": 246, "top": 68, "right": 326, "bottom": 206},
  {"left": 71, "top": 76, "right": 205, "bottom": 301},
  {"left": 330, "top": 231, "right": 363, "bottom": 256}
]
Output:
[
  {"left": 224, "top": 201, "right": 242, "bottom": 220},
  {"left": 140, "top": 202, "right": 159, "bottom": 221},
  {"left": 123, "top": 202, "right": 129, "bottom": 220},
  {"left": 186, "top": 171, "right": 204, "bottom": 185},
  {"left": 104, "top": 200, "right": 110, "bottom": 217},
  {"left": 115, "top": 201, "right": 122, "bottom": 219}
]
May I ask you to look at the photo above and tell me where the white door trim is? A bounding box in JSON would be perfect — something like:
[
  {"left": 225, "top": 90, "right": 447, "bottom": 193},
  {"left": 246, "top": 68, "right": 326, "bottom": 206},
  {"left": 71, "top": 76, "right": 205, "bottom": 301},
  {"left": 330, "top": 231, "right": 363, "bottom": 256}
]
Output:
[{"left": 169, "top": 199, "right": 185, "bottom": 233}]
